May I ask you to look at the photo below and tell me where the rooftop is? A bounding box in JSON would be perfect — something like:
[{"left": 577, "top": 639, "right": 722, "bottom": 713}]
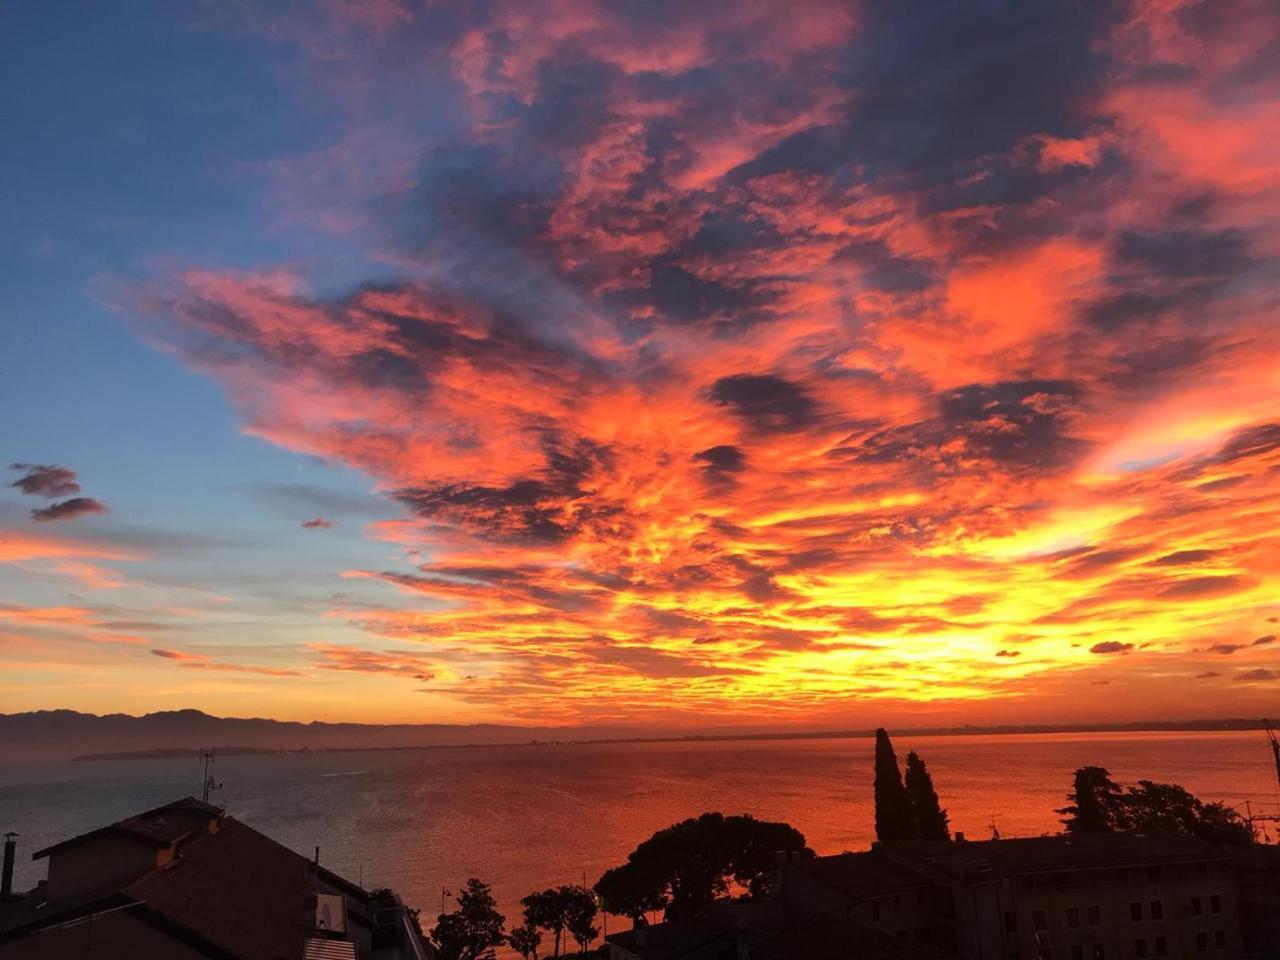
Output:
[
  {"left": 788, "top": 848, "right": 929, "bottom": 900},
  {"left": 889, "top": 832, "right": 1231, "bottom": 880},
  {"left": 31, "top": 796, "right": 224, "bottom": 859},
  {"left": 1, "top": 797, "right": 426, "bottom": 960}
]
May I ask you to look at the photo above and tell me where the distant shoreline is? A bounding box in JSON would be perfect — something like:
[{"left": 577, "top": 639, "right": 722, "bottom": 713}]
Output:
[{"left": 71, "top": 718, "right": 1271, "bottom": 762}]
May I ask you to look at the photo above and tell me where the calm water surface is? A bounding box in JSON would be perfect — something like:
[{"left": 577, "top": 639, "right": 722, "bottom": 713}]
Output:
[{"left": 3, "top": 731, "right": 1277, "bottom": 943}]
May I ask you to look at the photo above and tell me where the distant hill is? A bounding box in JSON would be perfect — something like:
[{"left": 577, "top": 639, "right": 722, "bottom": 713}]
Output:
[
  {"left": 0, "top": 709, "right": 636, "bottom": 762},
  {"left": 1, "top": 709, "right": 1269, "bottom": 763}
]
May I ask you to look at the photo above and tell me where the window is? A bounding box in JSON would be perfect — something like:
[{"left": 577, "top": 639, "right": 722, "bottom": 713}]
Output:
[
  {"left": 1196, "top": 932, "right": 1207, "bottom": 952},
  {"left": 1130, "top": 902, "right": 1143, "bottom": 922},
  {"left": 1004, "top": 911, "right": 1015, "bottom": 933},
  {"left": 893, "top": 895, "right": 901, "bottom": 912},
  {"left": 1071, "top": 947, "right": 1084, "bottom": 960},
  {"left": 1214, "top": 931, "right": 1226, "bottom": 948},
  {"left": 1091, "top": 946, "right": 1105, "bottom": 960},
  {"left": 917, "top": 889, "right": 926, "bottom": 907},
  {"left": 1191, "top": 896, "right": 1203, "bottom": 916},
  {"left": 1149, "top": 900, "right": 1163, "bottom": 921},
  {"left": 1067, "top": 907, "right": 1080, "bottom": 929},
  {"left": 872, "top": 900, "right": 881, "bottom": 922},
  {"left": 1210, "top": 895, "right": 1221, "bottom": 914},
  {"left": 1147, "top": 866, "right": 1162, "bottom": 882},
  {"left": 1033, "top": 910, "right": 1049, "bottom": 932},
  {"left": 1038, "top": 949, "right": 1052, "bottom": 960},
  {"left": 1135, "top": 939, "right": 1148, "bottom": 958},
  {"left": 1155, "top": 936, "right": 1168, "bottom": 956},
  {"left": 1087, "top": 905, "right": 1101, "bottom": 927}
]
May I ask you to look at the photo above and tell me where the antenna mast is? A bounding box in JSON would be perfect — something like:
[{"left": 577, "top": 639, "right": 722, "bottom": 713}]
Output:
[
  {"left": 200, "top": 748, "right": 222, "bottom": 804},
  {"left": 1266, "top": 720, "right": 1280, "bottom": 794},
  {"left": 1245, "top": 720, "right": 1280, "bottom": 843}
]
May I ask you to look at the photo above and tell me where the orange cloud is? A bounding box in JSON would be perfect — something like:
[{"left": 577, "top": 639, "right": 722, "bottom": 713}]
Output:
[
  {"left": 109, "top": 0, "right": 1280, "bottom": 724},
  {"left": 150, "top": 648, "right": 303, "bottom": 677}
]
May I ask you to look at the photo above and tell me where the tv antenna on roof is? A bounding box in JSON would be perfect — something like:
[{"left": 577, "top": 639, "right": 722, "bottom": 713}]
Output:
[{"left": 200, "top": 748, "right": 222, "bottom": 804}]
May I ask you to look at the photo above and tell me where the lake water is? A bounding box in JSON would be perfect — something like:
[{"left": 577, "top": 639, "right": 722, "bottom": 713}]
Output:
[{"left": 2, "top": 730, "right": 1277, "bottom": 947}]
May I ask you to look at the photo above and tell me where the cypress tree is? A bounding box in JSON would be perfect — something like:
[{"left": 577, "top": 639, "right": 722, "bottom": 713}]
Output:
[
  {"left": 873, "top": 728, "right": 917, "bottom": 842},
  {"left": 904, "top": 751, "right": 950, "bottom": 841},
  {"left": 1057, "top": 766, "right": 1126, "bottom": 833}
]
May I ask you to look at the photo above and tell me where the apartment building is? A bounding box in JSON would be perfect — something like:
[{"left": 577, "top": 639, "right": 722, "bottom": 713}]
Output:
[{"left": 783, "top": 834, "right": 1256, "bottom": 960}]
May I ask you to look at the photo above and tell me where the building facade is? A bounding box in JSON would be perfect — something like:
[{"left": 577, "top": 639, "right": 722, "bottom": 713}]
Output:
[
  {"left": 0, "top": 797, "right": 430, "bottom": 960},
  {"left": 782, "top": 834, "right": 1260, "bottom": 960}
]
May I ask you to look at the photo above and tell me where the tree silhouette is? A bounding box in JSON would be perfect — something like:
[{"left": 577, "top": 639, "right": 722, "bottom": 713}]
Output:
[
  {"left": 593, "top": 812, "right": 810, "bottom": 922},
  {"left": 507, "top": 922, "right": 542, "bottom": 960},
  {"left": 1057, "top": 766, "right": 1127, "bottom": 833},
  {"left": 521, "top": 889, "right": 570, "bottom": 958},
  {"left": 594, "top": 860, "right": 667, "bottom": 927},
  {"left": 904, "top": 750, "right": 950, "bottom": 841},
  {"left": 874, "top": 729, "right": 918, "bottom": 842},
  {"left": 430, "top": 879, "right": 506, "bottom": 960},
  {"left": 1121, "top": 780, "right": 1252, "bottom": 844},
  {"left": 1057, "top": 768, "right": 1252, "bottom": 845},
  {"left": 562, "top": 887, "right": 599, "bottom": 953}
]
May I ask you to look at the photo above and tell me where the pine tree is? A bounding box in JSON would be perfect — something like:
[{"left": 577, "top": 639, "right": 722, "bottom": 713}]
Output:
[
  {"left": 873, "top": 728, "right": 918, "bottom": 842},
  {"left": 904, "top": 751, "right": 950, "bottom": 841},
  {"left": 431, "top": 879, "right": 506, "bottom": 960},
  {"left": 1057, "top": 766, "right": 1125, "bottom": 833}
]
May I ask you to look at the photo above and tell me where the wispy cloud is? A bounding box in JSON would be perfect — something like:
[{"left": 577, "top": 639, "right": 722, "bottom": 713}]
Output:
[
  {"left": 9, "top": 463, "right": 81, "bottom": 498},
  {"left": 89, "top": 0, "right": 1280, "bottom": 721},
  {"left": 31, "top": 497, "right": 109, "bottom": 523}
]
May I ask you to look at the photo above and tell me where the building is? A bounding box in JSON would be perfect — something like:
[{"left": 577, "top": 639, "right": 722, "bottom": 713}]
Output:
[
  {"left": 0, "top": 797, "right": 429, "bottom": 960},
  {"left": 1229, "top": 844, "right": 1280, "bottom": 957},
  {"left": 782, "top": 834, "right": 1254, "bottom": 960},
  {"left": 605, "top": 898, "right": 951, "bottom": 960}
]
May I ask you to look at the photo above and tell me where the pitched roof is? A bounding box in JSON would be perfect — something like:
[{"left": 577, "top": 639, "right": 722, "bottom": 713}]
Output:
[
  {"left": 6, "top": 798, "right": 333, "bottom": 960},
  {"left": 753, "top": 912, "right": 952, "bottom": 960},
  {"left": 789, "top": 850, "right": 930, "bottom": 900},
  {"left": 889, "top": 832, "right": 1230, "bottom": 880},
  {"left": 31, "top": 796, "right": 222, "bottom": 860},
  {"left": 123, "top": 816, "right": 313, "bottom": 960},
  {"left": 606, "top": 917, "right": 727, "bottom": 959}
]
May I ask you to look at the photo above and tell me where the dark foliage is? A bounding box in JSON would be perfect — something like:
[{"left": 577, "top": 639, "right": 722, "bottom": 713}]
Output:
[
  {"left": 593, "top": 812, "right": 810, "bottom": 922},
  {"left": 431, "top": 879, "right": 506, "bottom": 960},
  {"left": 1058, "top": 766, "right": 1126, "bottom": 833},
  {"left": 1059, "top": 767, "right": 1253, "bottom": 844},
  {"left": 521, "top": 885, "right": 597, "bottom": 957},
  {"left": 904, "top": 751, "right": 950, "bottom": 841},
  {"left": 874, "top": 729, "right": 918, "bottom": 842},
  {"left": 507, "top": 922, "right": 542, "bottom": 960}
]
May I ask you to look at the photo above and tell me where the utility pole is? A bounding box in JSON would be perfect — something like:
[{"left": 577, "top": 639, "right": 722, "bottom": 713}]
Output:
[
  {"left": 1244, "top": 721, "right": 1280, "bottom": 842},
  {"left": 199, "top": 748, "right": 221, "bottom": 803}
]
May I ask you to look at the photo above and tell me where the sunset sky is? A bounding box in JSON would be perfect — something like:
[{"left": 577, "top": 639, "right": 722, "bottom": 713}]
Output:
[{"left": 2, "top": 0, "right": 1278, "bottom": 728}]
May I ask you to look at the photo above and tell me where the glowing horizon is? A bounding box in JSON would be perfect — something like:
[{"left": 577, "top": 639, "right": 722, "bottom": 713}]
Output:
[{"left": 2, "top": 0, "right": 1278, "bottom": 727}]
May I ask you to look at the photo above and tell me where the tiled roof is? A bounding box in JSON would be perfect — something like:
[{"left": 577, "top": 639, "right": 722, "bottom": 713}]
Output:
[
  {"left": 790, "top": 850, "right": 929, "bottom": 900},
  {"left": 124, "top": 816, "right": 313, "bottom": 960},
  {"left": 754, "top": 912, "right": 952, "bottom": 960},
  {"left": 7, "top": 798, "right": 342, "bottom": 960},
  {"left": 606, "top": 917, "right": 726, "bottom": 959},
  {"left": 31, "top": 796, "right": 222, "bottom": 859},
  {"left": 890, "top": 832, "right": 1230, "bottom": 879}
]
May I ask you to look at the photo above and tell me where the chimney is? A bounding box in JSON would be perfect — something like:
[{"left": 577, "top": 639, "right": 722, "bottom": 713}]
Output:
[
  {"left": 954, "top": 831, "right": 966, "bottom": 843},
  {"left": 2, "top": 833, "right": 16, "bottom": 898}
]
